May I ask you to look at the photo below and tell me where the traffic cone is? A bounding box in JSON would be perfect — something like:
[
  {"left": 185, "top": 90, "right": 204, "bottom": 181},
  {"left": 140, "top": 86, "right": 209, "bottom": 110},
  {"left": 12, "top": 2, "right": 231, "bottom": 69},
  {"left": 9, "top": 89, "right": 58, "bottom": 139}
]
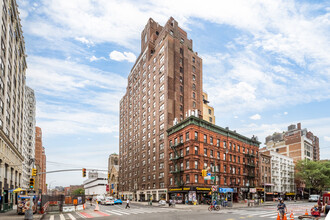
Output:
[
  {"left": 94, "top": 202, "right": 100, "bottom": 211},
  {"left": 305, "top": 209, "right": 308, "bottom": 215},
  {"left": 283, "top": 213, "right": 287, "bottom": 220},
  {"left": 290, "top": 210, "right": 294, "bottom": 220},
  {"left": 276, "top": 213, "right": 281, "bottom": 220}
]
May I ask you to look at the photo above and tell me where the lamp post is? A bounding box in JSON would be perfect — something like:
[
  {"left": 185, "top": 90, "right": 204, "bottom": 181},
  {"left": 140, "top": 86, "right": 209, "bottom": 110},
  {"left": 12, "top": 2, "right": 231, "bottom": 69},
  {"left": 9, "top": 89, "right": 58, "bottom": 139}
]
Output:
[{"left": 264, "top": 174, "right": 267, "bottom": 203}]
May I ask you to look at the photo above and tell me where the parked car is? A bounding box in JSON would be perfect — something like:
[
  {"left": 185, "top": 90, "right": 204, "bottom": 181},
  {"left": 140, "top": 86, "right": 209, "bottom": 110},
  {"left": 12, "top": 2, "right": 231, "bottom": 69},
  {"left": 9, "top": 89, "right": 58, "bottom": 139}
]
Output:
[
  {"left": 159, "top": 200, "right": 166, "bottom": 206},
  {"left": 114, "top": 199, "right": 122, "bottom": 205},
  {"left": 103, "top": 197, "right": 115, "bottom": 205},
  {"left": 309, "top": 195, "right": 320, "bottom": 202}
]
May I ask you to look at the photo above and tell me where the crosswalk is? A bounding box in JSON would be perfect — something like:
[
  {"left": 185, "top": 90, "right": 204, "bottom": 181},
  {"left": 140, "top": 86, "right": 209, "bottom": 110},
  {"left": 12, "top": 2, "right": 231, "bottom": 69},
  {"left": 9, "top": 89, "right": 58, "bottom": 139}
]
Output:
[
  {"left": 217, "top": 209, "right": 303, "bottom": 219},
  {"left": 43, "top": 207, "right": 185, "bottom": 219}
]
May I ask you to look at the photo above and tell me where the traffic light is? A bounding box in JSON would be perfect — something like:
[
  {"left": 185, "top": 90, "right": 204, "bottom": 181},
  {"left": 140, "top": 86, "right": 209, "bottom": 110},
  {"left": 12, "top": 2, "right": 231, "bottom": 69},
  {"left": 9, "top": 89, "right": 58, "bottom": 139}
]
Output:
[
  {"left": 32, "top": 168, "right": 37, "bottom": 176},
  {"left": 108, "top": 173, "right": 110, "bottom": 179},
  {"left": 82, "top": 168, "right": 86, "bottom": 177},
  {"left": 29, "top": 178, "right": 35, "bottom": 189},
  {"left": 202, "top": 170, "right": 207, "bottom": 177}
]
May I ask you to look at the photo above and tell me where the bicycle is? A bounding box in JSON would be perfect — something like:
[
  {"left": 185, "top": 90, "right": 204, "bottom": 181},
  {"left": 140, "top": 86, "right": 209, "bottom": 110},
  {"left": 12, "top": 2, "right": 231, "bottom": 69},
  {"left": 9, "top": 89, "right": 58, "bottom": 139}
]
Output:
[{"left": 208, "top": 204, "right": 220, "bottom": 211}]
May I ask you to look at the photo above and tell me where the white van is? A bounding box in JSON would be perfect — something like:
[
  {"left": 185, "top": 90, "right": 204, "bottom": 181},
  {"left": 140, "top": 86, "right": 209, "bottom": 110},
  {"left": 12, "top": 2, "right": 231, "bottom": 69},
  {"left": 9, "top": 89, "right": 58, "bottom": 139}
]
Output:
[{"left": 309, "top": 195, "right": 320, "bottom": 202}]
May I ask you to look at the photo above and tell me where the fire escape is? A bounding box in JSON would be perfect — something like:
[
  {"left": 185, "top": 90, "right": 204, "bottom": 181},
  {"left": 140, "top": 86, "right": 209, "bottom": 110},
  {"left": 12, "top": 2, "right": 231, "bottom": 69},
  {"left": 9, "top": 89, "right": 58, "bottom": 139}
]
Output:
[
  {"left": 245, "top": 152, "right": 256, "bottom": 187},
  {"left": 170, "top": 142, "right": 184, "bottom": 187}
]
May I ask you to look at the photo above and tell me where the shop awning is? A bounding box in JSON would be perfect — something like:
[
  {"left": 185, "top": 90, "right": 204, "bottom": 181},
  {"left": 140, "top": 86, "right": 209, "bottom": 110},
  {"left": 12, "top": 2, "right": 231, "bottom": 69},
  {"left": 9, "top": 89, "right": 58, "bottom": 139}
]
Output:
[{"left": 9, "top": 188, "right": 24, "bottom": 193}]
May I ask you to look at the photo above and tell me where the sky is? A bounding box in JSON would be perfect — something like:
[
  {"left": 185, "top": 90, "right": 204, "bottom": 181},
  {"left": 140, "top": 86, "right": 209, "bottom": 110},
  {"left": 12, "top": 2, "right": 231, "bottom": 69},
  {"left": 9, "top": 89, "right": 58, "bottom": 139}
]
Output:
[{"left": 16, "top": 0, "right": 330, "bottom": 187}]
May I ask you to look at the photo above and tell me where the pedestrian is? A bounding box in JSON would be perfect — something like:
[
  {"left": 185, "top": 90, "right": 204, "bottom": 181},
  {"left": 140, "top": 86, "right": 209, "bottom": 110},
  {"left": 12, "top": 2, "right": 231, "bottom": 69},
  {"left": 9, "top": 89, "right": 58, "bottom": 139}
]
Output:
[
  {"left": 317, "top": 199, "right": 322, "bottom": 212},
  {"left": 277, "top": 199, "right": 287, "bottom": 220},
  {"left": 125, "top": 198, "right": 130, "bottom": 209}
]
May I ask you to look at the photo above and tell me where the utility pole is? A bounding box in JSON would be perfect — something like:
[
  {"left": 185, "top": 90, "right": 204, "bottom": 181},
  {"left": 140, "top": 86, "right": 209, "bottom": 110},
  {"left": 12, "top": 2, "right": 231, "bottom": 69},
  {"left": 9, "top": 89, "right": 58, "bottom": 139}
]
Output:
[{"left": 25, "top": 162, "right": 35, "bottom": 220}]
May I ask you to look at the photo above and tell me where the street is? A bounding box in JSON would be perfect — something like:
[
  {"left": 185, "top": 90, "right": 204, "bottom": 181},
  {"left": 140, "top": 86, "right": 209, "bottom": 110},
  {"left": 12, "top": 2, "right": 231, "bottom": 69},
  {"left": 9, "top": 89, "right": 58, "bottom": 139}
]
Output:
[{"left": 38, "top": 201, "right": 327, "bottom": 220}]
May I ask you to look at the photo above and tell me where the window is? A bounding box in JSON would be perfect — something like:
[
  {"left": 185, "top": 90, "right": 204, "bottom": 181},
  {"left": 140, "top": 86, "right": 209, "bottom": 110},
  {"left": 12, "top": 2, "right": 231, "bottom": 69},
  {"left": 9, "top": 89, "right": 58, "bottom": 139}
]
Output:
[
  {"left": 192, "top": 84, "right": 196, "bottom": 91},
  {"left": 160, "top": 93, "right": 164, "bottom": 102},
  {"left": 193, "top": 101, "right": 196, "bottom": 108},
  {"left": 195, "top": 146, "right": 198, "bottom": 155},
  {"left": 224, "top": 153, "right": 226, "bottom": 160},
  {"left": 217, "top": 139, "right": 220, "bottom": 147},
  {"left": 195, "top": 132, "right": 198, "bottom": 140},
  {"left": 217, "top": 151, "right": 220, "bottom": 159},
  {"left": 208, "top": 109, "right": 211, "bottom": 114},
  {"left": 210, "top": 136, "right": 213, "bottom": 145},
  {"left": 209, "top": 117, "right": 212, "bottom": 123},
  {"left": 192, "top": 75, "right": 196, "bottom": 81},
  {"left": 159, "top": 152, "right": 164, "bottom": 159},
  {"left": 160, "top": 74, "right": 165, "bottom": 83},
  {"left": 159, "top": 45, "right": 164, "bottom": 54},
  {"left": 160, "top": 123, "right": 164, "bottom": 130},
  {"left": 186, "top": 161, "right": 189, "bottom": 169},
  {"left": 194, "top": 174, "right": 198, "bottom": 183},
  {"left": 170, "top": 177, "right": 173, "bottom": 185},
  {"left": 160, "top": 65, "right": 164, "bottom": 73},
  {"left": 204, "top": 148, "right": 207, "bottom": 156},
  {"left": 180, "top": 67, "right": 183, "bottom": 73},
  {"left": 185, "top": 132, "right": 189, "bottom": 141},
  {"left": 180, "top": 48, "right": 183, "bottom": 55},
  {"left": 224, "top": 165, "right": 226, "bottom": 173},
  {"left": 210, "top": 150, "right": 213, "bottom": 158},
  {"left": 186, "top": 174, "right": 190, "bottom": 183},
  {"left": 195, "top": 161, "right": 198, "bottom": 169},
  {"left": 180, "top": 38, "right": 184, "bottom": 43},
  {"left": 186, "top": 147, "right": 189, "bottom": 155},
  {"left": 204, "top": 134, "right": 207, "bottom": 143},
  {"left": 192, "top": 66, "right": 196, "bottom": 73},
  {"left": 224, "top": 141, "right": 227, "bottom": 148},
  {"left": 160, "top": 55, "right": 164, "bottom": 64},
  {"left": 160, "top": 84, "right": 164, "bottom": 92},
  {"left": 192, "top": 92, "right": 195, "bottom": 99}
]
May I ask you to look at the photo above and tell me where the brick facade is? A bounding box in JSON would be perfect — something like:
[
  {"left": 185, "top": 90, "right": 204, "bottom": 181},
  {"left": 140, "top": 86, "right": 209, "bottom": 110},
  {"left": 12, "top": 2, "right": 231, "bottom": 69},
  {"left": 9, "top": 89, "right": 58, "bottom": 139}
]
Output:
[
  {"left": 119, "top": 17, "right": 203, "bottom": 201},
  {"left": 167, "top": 116, "right": 260, "bottom": 203}
]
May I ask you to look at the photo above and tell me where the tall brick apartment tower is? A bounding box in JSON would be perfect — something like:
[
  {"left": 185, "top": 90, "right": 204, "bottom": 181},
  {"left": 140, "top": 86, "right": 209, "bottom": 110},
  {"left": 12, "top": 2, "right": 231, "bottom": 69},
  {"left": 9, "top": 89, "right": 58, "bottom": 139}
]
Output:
[{"left": 119, "top": 17, "right": 203, "bottom": 201}]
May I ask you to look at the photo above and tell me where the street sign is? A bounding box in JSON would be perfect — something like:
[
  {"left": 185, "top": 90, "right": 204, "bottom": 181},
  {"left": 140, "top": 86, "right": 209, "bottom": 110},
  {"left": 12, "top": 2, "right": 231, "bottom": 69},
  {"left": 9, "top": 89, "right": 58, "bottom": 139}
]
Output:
[
  {"left": 204, "top": 176, "right": 211, "bottom": 180},
  {"left": 27, "top": 192, "right": 36, "bottom": 196},
  {"left": 207, "top": 172, "right": 211, "bottom": 176},
  {"left": 211, "top": 176, "right": 215, "bottom": 180},
  {"left": 212, "top": 186, "right": 217, "bottom": 192}
]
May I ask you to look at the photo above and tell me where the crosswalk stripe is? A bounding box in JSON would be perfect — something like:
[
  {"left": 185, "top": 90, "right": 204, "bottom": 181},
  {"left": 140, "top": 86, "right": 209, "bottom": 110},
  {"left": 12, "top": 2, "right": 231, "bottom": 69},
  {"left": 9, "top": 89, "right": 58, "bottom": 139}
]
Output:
[
  {"left": 67, "top": 213, "right": 76, "bottom": 220},
  {"left": 59, "top": 214, "right": 65, "bottom": 220},
  {"left": 76, "top": 212, "right": 86, "bottom": 218},
  {"left": 104, "top": 210, "right": 123, "bottom": 216},
  {"left": 259, "top": 212, "right": 279, "bottom": 217},
  {"left": 49, "top": 215, "right": 54, "bottom": 220},
  {"left": 111, "top": 209, "right": 131, "bottom": 215}
]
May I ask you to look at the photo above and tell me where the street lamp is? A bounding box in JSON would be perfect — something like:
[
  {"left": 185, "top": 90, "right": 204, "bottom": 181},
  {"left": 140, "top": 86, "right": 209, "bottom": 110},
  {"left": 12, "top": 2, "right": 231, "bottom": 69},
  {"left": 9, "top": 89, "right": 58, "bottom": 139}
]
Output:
[{"left": 264, "top": 174, "right": 267, "bottom": 203}]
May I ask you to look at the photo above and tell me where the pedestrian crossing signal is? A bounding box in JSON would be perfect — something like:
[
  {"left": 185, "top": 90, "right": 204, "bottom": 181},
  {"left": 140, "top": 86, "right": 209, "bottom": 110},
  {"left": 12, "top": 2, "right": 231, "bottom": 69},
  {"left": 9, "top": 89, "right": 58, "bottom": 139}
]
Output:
[
  {"left": 29, "top": 178, "right": 35, "bottom": 189},
  {"left": 82, "top": 168, "right": 86, "bottom": 177},
  {"left": 32, "top": 168, "right": 37, "bottom": 176}
]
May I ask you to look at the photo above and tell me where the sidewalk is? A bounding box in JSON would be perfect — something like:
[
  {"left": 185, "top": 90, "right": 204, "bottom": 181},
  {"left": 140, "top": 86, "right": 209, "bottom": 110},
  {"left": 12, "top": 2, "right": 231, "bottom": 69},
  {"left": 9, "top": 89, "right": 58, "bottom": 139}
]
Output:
[
  {"left": 0, "top": 209, "right": 44, "bottom": 220},
  {"left": 130, "top": 200, "right": 306, "bottom": 210}
]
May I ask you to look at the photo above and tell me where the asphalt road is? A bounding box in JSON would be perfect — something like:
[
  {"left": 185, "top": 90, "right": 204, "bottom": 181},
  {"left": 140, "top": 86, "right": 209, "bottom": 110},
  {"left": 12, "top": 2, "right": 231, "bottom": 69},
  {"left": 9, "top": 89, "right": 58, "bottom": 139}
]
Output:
[{"left": 40, "top": 201, "right": 327, "bottom": 220}]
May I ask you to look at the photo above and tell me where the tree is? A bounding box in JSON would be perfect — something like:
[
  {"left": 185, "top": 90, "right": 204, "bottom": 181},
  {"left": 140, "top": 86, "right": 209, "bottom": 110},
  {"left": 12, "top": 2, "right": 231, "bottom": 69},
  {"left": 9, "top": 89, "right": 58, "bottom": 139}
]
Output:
[
  {"left": 72, "top": 188, "right": 85, "bottom": 195},
  {"left": 295, "top": 160, "right": 330, "bottom": 193}
]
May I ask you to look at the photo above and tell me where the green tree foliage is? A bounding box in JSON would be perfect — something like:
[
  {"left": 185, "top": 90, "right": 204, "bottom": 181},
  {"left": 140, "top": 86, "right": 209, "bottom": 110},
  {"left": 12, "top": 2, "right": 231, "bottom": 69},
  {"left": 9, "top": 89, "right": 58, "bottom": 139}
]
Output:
[
  {"left": 72, "top": 188, "right": 85, "bottom": 195},
  {"left": 295, "top": 160, "right": 330, "bottom": 192}
]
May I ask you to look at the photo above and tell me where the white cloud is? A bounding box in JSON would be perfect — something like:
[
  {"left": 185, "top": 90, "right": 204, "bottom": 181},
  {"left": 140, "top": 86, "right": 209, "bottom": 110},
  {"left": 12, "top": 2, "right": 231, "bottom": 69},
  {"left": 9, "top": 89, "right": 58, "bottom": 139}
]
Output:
[
  {"left": 250, "top": 114, "right": 261, "bottom": 120},
  {"left": 325, "top": 136, "right": 330, "bottom": 142},
  {"left": 234, "top": 116, "right": 238, "bottom": 119},
  {"left": 89, "top": 55, "right": 106, "bottom": 62},
  {"left": 109, "top": 50, "right": 136, "bottom": 62},
  {"left": 284, "top": 112, "right": 288, "bottom": 115},
  {"left": 74, "top": 37, "right": 94, "bottom": 46}
]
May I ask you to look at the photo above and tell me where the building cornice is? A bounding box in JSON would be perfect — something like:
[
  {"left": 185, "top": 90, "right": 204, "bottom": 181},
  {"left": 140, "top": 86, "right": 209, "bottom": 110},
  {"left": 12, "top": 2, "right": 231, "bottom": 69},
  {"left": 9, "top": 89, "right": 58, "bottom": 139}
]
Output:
[{"left": 167, "top": 116, "right": 260, "bottom": 147}]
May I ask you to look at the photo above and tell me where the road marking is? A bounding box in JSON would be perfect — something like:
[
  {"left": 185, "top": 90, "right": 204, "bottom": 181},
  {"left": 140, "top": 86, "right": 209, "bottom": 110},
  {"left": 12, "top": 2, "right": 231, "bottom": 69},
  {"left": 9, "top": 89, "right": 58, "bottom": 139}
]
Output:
[
  {"left": 104, "top": 210, "right": 123, "bottom": 215},
  {"left": 59, "top": 214, "right": 65, "bottom": 220},
  {"left": 49, "top": 215, "right": 54, "bottom": 220},
  {"left": 94, "top": 210, "right": 110, "bottom": 216},
  {"left": 76, "top": 212, "right": 86, "bottom": 218},
  {"left": 110, "top": 209, "right": 131, "bottom": 215},
  {"left": 80, "top": 212, "right": 93, "bottom": 218},
  {"left": 68, "top": 213, "right": 76, "bottom": 220}
]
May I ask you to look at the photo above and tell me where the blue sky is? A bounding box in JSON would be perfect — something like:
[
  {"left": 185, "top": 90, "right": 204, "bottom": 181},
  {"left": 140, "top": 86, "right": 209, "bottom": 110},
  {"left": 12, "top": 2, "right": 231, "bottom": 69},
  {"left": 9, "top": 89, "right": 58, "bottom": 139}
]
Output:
[{"left": 17, "top": 0, "right": 330, "bottom": 187}]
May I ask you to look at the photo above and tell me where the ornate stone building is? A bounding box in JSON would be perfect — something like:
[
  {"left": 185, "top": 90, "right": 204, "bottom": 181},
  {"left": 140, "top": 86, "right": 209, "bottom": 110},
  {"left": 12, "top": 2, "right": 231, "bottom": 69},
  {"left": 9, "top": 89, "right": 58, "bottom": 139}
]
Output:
[{"left": 0, "top": 0, "right": 27, "bottom": 211}]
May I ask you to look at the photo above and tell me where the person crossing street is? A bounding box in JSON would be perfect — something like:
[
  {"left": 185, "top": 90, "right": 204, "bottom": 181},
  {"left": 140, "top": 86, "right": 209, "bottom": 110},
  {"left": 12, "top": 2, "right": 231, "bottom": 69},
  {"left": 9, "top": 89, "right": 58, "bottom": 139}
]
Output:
[
  {"left": 125, "top": 198, "right": 130, "bottom": 209},
  {"left": 277, "top": 199, "right": 287, "bottom": 220}
]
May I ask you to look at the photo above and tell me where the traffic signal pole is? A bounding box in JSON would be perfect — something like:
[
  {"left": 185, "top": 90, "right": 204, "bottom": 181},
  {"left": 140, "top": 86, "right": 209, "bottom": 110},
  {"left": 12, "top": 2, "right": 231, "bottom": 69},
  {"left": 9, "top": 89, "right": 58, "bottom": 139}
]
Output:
[{"left": 25, "top": 162, "right": 35, "bottom": 220}]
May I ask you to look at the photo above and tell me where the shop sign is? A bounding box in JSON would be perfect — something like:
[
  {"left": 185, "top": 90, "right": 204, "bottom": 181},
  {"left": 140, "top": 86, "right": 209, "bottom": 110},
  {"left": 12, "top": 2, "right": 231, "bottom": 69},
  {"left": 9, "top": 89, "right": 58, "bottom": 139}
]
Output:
[
  {"left": 241, "top": 188, "right": 249, "bottom": 192},
  {"left": 196, "top": 187, "right": 211, "bottom": 191},
  {"left": 219, "top": 188, "right": 234, "bottom": 193},
  {"left": 286, "top": 193, "right": 295, "bottom": 195},
  {"left": 256, "top": 188, "right": 264, "bottom": 192},
  {"left": 249, "top": 188, "right": 257, "bottom": 193},
  {"left": 266, "top": 192, "right": 274, "bottom": 195},
  {"left": 169, "top": 187, "right": 191, "bottom": 192}
]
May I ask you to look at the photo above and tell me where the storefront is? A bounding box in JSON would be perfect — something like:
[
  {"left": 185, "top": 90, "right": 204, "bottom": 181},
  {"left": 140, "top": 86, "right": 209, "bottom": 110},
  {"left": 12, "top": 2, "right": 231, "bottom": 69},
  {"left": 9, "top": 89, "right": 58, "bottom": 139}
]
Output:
[
  {"left": 196, "top": 187, "right": 212, "bottom": 204},
  {"left": 168, "top": 187, "right": 191, "bottom": 204},
  {"left": 285, "top": 193, "right": 295, "bottom": 201}
]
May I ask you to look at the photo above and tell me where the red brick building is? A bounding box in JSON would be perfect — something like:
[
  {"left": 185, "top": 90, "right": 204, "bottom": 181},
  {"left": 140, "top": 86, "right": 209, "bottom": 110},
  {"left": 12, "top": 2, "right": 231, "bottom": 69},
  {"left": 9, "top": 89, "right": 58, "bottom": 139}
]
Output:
[
  {"left": 167, "top": 116, "right": 260, "bottom": 203},
  {"left": 35, "top": 127, "right": 46, "bottom": 194},
  {"left": 119, "top": 17, "right": 203, "bottom": 201}
]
